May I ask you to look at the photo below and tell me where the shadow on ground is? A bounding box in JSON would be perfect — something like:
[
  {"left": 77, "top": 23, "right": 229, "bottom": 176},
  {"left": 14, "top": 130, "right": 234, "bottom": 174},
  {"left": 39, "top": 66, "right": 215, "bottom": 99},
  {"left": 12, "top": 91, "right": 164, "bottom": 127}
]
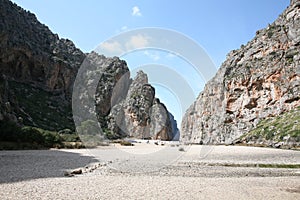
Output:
[{"left": 0, "top": 149, "right": 98, "bottom": 183}]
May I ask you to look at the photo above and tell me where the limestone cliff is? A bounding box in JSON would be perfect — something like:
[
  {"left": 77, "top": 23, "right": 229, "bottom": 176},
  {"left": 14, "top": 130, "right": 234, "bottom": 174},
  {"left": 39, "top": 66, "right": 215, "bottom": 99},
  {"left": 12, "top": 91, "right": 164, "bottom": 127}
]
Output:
[
  {"left": 0, "top": 0, "right": 178, "bottom": 138},
  {"left": 121, "top": 71, "right": 174, "bottom": 140},
  {"left": 0, "top": 0, "right": 85, "bottom": 130},
  {"left": 82, "top": 55, "right": 177, "bottom": 140},
  {"left": 0, "top": 0, "right": 85, "bottom": 97},
  {"left": 181, "top": 1, "right": 300, "bottom": 145}
]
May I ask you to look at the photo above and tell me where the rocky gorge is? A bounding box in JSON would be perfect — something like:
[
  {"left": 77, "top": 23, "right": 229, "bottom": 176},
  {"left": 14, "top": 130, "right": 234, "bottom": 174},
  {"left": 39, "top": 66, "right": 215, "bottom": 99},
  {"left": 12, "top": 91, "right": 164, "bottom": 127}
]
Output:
[
  {"left": 181, "top": 0, "right": 300, "bottom": 147},
  {"left": 0, "top": 0, "right": 298, "bottom": 146}
]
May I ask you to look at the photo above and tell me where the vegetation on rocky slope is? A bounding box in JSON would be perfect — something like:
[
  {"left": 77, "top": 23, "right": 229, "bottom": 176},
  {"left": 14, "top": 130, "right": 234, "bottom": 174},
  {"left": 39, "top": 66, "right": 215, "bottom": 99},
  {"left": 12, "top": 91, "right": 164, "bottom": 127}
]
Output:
[
  {"left": 0, "top": 121, "right": 82, "bottom": 150},
  {"left": 238, "top": 106, "right": 300, "bottom": 148},
  {"left": 9, "top": 81, "right": 74, "bottom": 131}
]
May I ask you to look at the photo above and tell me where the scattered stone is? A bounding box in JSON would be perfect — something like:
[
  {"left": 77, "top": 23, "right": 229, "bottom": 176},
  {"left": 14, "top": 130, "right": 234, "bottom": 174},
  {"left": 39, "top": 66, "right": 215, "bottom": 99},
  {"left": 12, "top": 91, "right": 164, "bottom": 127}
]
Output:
[
  {"left": 178, "top": 147, "right": 185, "bottom": 152},
  {"left": 64, "top": 172, "right": 74, "bottom": 177},
  {"left": 70, "top": 169, "right": 82, "bottom": 175}
]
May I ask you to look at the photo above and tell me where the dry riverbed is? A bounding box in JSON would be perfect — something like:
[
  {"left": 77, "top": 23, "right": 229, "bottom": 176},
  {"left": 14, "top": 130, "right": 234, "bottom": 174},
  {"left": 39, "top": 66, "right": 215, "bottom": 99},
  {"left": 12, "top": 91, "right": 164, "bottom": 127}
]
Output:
[{"left": 0, "top": 145, "right": 299, "bottom": 199}]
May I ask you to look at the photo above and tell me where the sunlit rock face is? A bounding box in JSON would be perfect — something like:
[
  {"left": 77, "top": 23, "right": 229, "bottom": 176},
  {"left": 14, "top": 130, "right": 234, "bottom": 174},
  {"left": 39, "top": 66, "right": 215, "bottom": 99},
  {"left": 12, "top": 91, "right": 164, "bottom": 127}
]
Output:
[
  {"left": 181, "top": 1, "right": 300, "bottom": 144},
  {"left": 102, "top": 70, "right": 176, "bottom": 140}
]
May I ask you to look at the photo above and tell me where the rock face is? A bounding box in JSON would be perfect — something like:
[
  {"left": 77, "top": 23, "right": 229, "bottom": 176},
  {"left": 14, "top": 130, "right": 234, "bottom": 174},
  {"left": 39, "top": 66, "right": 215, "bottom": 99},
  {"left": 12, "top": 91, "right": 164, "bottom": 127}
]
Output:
[
  {"left": 0, "top": 0, "right": 178, "bottom": 138},
  {"left": 0, "top": 0, "right": 85, "bottom": 98},
  {"left": 239, "top": 106, "right": 300, "bottom": 148},
  {"left": 123, "top": 72, "right": 156, "bottom": 138},
  {"left": 75, "top": 53, "right": 178, "bottom": 140},
  {"left": 93, "top": 53, "right": 131, "bottom": 129},
  {"left": 181, "top": 1, "right": 300, "bottom": 144},
  {"left": 0, "top": 0, "right": 85, "bottom": 130},
  {"left": 94, "top": 66, "right": 176, "bottom": 140},
  {"left": 0, "top": 75, "right": 19, "bottom": 123},
  {"left": 121, "top": 71, "right": 174, "bottom": 140},
  {"left": 169, "top": 112, "right": 180, "bottom": 140}
]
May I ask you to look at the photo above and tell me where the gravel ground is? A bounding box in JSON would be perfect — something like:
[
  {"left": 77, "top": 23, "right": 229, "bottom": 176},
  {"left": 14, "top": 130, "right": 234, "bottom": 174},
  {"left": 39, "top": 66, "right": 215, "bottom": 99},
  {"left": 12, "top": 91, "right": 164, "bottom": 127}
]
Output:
[{"left": 0, "top": 145, "right": 299, "bottom": 199}]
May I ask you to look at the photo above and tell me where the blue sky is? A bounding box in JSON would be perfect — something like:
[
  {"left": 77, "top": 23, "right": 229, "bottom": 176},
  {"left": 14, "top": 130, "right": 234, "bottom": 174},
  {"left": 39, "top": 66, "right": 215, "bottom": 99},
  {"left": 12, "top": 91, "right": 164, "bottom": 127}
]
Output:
[
  {"left": 11, "top": 0, "right": 290, "bottom": 127},
  {"left": 11, "top": 0, "right": 289, "bottom": 66}
]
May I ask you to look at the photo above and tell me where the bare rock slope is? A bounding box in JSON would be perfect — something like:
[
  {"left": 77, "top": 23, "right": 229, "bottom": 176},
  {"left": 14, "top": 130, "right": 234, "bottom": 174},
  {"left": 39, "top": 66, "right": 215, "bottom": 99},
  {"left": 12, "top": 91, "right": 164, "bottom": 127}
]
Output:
[
  {"left": 181, "top": 0, "right": 300, "bottom": 145},
  {"left": 0, "top": 0, "right": 178, "bottom": 138}
]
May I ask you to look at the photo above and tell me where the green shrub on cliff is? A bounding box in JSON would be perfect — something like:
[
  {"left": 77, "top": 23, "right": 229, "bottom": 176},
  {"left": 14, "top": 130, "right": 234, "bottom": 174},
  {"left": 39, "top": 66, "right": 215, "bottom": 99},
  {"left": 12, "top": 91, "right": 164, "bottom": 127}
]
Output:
[{"left": 240, "top": 107, "right": 300, "bottom": 147}]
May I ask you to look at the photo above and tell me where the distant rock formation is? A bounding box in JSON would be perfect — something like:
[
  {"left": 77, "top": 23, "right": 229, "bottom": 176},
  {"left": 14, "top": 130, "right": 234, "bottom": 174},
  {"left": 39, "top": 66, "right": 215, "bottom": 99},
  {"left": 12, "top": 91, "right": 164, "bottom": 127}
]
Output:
[
  {"left": 77, "top": 53, "right": 177, "bottom": 140},
  {"left": 181, "top": 0, "right": 300, "bottom": 144},
  {"left": 120, "top": 71, "right": 174, "bottom": 140},
  {"left": 169, "top": 112, "right": 180, "bottom": 140}
]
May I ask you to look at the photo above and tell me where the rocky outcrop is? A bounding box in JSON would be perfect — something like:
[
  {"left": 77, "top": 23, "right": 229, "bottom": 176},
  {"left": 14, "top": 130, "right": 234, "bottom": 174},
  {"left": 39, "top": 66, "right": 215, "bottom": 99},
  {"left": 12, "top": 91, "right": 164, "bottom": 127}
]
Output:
[
  {"left": 0, "top": 0, "right": 178, "bottom": 138},
  {"left": 96, "top": 68, "right": 176, "bottom": 140},
  {"left": 122, "top": 72, "right": 155, "bottom": 138},
  {"left": 149, "top": 98, "right": 173, "bottom": 140},
  {"left": 92, "top": 53, "right": 131, "bottom": 129},
  {"left": 181, "top": 1, "right": 300, "bottom": 144},
  {"left": 72, "top": 52, "right": 177, "bottom": 140},
  {"left": 0, "top": 0, "right": 85, "bottom": 130},
  {"left": 120, "top": 71, "right": 175, "bottom": 140}
]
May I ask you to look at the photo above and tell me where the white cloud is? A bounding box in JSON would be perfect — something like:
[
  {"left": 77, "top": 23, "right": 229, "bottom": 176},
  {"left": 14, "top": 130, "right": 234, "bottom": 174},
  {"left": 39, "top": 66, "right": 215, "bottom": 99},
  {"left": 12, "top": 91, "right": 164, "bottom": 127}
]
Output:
[
  {"left": 121, "top": 26, "right": 128, "bottom": 31},
  {"left": 126, "top": 34, "right": 150, "bottom": 50},
  {"left": 144, "top": 51, "right": 160, "bottom": 61},
  {"left": 97, "top": 34, "right": 150, "bottom": 56},
  {"left": 132, "top": 6, "right": 142, "bottom": 17},
  {"left": 100, "top": 41, "right": 123, "bottom": 54}
]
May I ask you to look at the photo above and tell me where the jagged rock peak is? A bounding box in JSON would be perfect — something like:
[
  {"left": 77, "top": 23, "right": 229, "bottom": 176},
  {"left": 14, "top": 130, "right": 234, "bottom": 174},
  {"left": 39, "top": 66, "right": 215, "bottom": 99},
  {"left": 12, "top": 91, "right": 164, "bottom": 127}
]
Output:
[
  {"left": 101, "top": 68, "right": 177, "bottom": 140},
  {"left": 77, "top": 54, "right": 178, "bottom": 140}
]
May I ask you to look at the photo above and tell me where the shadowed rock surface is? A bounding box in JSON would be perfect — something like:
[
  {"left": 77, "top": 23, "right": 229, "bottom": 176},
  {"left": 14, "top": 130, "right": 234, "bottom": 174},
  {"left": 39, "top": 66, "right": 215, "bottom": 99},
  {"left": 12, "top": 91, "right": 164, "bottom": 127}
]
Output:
[
  {"left": 0, "top": 0, "right": 178, "bottom": 138},
  {"left": 0, "top": 0, "right": 84, "bottom": 130},
  {"left": 0, "top": 0, "right": 84, "bottom": 97}
]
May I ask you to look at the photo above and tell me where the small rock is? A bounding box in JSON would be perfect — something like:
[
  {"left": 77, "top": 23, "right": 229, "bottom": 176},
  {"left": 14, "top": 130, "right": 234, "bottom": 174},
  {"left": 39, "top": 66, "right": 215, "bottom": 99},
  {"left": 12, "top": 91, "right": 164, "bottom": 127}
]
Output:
[
  {"left": 70, "top": 169, "right": 82, "bottom": 175},
  {"left": 64, "top": 172, "right": 74, "bottom": 177}
]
